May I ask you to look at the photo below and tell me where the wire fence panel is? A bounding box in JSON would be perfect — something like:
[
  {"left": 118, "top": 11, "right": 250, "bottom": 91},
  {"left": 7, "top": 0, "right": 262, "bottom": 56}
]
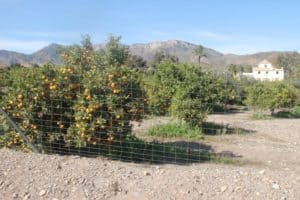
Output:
[{"left": 0, "top": 46, "right": 299, "bottom": 165}]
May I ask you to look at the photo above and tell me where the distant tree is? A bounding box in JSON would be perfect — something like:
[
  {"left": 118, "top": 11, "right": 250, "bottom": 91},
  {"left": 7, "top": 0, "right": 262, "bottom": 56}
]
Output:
[
  {"left": 7, "top": 63, "right": 24, "bottom": 70},
  {"left": 81, "top": 34, "right": 93, "bottom": 51},
  {"left": 277, "top": 52, "right": 300, "bottom": 78},
  {"left": 245, "top": 82, "right": 297, "bottom": 114},
  {"left": 32, "top": 64, "right": 40, "bottom": 68},
  {"left": 152, "top": 51, "right": 178, "bottom": 64},
  {"left": 227, "top": 64, "right": 238, "bottom": 75},
  {"left": 143, "top": 60, "right": 235, "bottom": 126},
  {"left": 105, "top": 35, "right": 130, "bottom": 66},
  {"left": 243, "top": 65, "right": 252, "bottom": 73},
  {"left": 60, "top": 35, "right": 104, "bottom": 70},
  {"left": 193, "top": 45, "right": 206, "bottom": 65},
  {"left": 227, "top": 64, "right": 252, "bottom": 75},
  {"left": 126, "top": 55, "right": 147, "bottom": 70}
]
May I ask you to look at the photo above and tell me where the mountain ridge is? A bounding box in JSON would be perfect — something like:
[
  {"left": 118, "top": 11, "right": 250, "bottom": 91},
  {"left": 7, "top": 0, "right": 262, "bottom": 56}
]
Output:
[{"left": 0, "top": 40, "right": 295, "bottom": 68}]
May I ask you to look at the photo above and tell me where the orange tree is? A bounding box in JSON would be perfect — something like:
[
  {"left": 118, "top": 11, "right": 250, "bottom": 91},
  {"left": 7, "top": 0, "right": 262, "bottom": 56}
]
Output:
[
  {"left": 0, "top": 37, "right": 145, "bottom": 151},
  {"left": 143, "top": 60, "right": 236, "bottom": 127},
  {"left": 244, "top": 81, "right": 297, "bottom": 114}
]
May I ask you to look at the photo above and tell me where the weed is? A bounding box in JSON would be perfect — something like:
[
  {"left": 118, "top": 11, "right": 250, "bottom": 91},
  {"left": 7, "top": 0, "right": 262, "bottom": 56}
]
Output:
[{"left": 147, "top": 122, "right": 203, "bottom": 139}]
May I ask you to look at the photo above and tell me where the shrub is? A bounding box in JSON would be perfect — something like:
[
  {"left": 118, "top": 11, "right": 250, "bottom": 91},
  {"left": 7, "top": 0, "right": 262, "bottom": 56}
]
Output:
[
  {"left": 251, "top": 111, "right": 271, "bottom": 120},
  {"left": 291, "top": 106, "right": 300, "bottom": 117},
  {"left": 143, "top": 60, "right": 184, "bottom": 115},
  {"left": 147, "top": 122, "right": 203, "bottom": 139},
  {"left": 245, "top": 82, "right": 297, "bottom": 114},
  {"left": 143, "top": 61, "right": 235, "bottom": 127}
]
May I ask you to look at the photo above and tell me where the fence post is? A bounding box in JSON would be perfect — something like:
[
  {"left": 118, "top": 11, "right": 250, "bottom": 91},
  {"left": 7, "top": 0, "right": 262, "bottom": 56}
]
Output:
[{"left": 0, "top": 106, "right": 39, "bottom": 153}]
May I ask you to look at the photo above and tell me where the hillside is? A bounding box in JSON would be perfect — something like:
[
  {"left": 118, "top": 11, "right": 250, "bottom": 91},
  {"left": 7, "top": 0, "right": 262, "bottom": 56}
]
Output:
[
  {"left": 129, "top": 40, "right": 223, "bottom": 64},
  {"left": 0, "top": 43, "right": 62, "bottom": 67},
  {"left": 0, "top": 40, "right": 294, "bottom": 68}
]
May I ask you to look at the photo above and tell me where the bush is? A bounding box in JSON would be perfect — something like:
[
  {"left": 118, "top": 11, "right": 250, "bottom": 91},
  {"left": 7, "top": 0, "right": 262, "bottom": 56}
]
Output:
[
  {"left": 245, "top": 82, "right": 297, "bottom": 114},
  {"left": 143, "top": 60, "right": 184, "bottom": 115},
  {"left": 291, "top": 106, "right": 300, "bottom": 117},
  {"left": 144, "top": 61, "right": 235, "bottom": 127},
  {"left": 0, "top": 38, "right": 146, "bottom": 151},
  {"left": 251, "top": 111, "right": 272, "bottom": 120}
]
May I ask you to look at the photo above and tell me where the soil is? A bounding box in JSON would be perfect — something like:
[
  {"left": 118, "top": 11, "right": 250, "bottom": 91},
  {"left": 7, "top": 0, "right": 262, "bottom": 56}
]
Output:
[{"left": 0, "top": 112, "right": 299, "bottom": 200}]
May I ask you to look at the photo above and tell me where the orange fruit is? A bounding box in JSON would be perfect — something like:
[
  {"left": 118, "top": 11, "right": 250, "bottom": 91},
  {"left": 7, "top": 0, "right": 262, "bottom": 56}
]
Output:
[
  {"left": 110, "top": 82, "right": 116, "bottom": 88},
  {"left": 113, "top": 89, "right": 120, "bottom": 94}
]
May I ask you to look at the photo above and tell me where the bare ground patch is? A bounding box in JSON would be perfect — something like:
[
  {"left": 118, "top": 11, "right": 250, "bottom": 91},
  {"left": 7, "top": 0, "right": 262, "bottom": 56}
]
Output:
[{"left": 0, "top": 112, "right": 299, "bottom": 199}]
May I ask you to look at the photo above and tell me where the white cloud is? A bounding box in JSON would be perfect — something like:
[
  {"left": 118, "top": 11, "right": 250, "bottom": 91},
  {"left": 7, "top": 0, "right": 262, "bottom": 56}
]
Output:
[{"left": 0, "top": 38, "right": 50, "bottom": 54}]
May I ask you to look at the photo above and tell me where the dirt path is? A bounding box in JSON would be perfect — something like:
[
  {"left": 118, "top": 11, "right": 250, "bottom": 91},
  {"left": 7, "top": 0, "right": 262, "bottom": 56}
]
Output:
[
  {"left": 0, "top": 112, "right": 299, "bottom": 199},
  {"left": 206, "top": 112, "right": 300, "bottom": 172}
]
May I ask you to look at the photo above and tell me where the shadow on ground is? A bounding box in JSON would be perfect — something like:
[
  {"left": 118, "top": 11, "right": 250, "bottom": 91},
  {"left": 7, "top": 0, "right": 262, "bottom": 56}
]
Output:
[
  {"left": 38, "top": 136, "right": 241, "bottom": 165},
  {"left": 211, "top": 106, "right": 248, "bottom": 115},
  {"left": 272, "top": 111, "right": 300, "bottom": 119},
  {"left": 202, "top": 122, "right": 255, "bottom": 135}
]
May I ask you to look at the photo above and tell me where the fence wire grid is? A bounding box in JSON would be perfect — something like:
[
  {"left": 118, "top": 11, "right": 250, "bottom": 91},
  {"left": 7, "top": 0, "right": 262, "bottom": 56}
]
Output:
[{"left": 0, "top": 62, "right": 299, "bottom": 164}]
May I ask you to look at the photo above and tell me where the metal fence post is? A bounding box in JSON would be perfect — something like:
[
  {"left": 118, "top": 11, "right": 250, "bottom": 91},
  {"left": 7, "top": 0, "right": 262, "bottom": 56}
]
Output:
[{"left": 0, "top": 106, "right": 39, "bottom": 153}]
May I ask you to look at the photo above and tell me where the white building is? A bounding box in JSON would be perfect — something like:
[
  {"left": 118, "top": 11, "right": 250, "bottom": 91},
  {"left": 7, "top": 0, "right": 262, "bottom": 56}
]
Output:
[{"left": 242, "top": 59, "right": 284, "bottom": 81}]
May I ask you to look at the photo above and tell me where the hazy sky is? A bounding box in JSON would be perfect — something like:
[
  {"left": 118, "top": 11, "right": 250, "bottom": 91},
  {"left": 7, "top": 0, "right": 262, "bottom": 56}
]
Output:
[{"left": 0, "top": 0, "right": 299, "bottom": 54}]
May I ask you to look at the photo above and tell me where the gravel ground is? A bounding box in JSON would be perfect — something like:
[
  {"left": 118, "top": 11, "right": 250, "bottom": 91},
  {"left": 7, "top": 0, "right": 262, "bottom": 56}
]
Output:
[{"left": 0, "top": 112, "right": 299, "bottom": 200}]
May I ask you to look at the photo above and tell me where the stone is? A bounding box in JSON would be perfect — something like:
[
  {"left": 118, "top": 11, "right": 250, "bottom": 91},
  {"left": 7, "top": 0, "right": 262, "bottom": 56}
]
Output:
[
  {"left": 272, "top": 183, "right": 280, "bottom": 190},
  {"left": 12, "top": 193, "right": 18, "bottom": 198},
  {"left": 39, "top": 189, "right": 46, "bottom": 196},
  {"left": 23, "top": 193, "right": 31, "bottom": 200},
  {"left": 220, "top": 186, "right": 227, "bottom": 192},
  {"left": 258, "top": 170, "right": 265, "bottom": 175},
  {"left": 144, "top": 171, "right": 151, "bottom": 176}
]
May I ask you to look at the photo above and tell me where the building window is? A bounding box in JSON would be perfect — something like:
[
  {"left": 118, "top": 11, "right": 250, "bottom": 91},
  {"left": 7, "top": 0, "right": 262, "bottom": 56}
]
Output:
[
  {"left": 265, "top": 64, "right": 267, "bottom": 68},
  {"left": 266, "top": 71, "right": 268, "bottom": 74},
  {"left": 258, "top": 71, "right": 261, "bottom": 74},
  {"left": 276, "top": 71, "right": 279, "bottom": 74}
]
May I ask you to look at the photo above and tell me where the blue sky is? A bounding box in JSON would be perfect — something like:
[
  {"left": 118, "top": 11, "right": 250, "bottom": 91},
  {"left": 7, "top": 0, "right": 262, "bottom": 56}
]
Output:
[{"left": 0, "top": 0, "right": 299, "bottom": 54}]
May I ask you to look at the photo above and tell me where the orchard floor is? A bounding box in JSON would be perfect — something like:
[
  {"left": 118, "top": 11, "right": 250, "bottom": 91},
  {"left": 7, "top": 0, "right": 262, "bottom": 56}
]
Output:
[{"left": 0, "top": 112, "right": 299, "bottom": 200}]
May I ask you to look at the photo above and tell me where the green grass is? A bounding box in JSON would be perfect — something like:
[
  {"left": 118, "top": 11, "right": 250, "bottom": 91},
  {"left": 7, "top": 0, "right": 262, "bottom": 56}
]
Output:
[
  {"left": 147, "top": 122, "right": 203, "bottom": 139},
  {"left": 0, "top": 136, "right": 4, "bottom": 148},
  {"left": 251, "top": 111, "right": 272, "bottom": 120},
  {"left": 291, "top": 106, "right": 300, "bottom": 117}
]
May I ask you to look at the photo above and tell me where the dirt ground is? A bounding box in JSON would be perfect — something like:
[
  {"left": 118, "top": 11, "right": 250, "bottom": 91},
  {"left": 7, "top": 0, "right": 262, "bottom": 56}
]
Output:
[{"left": 0, "top": 112, "right": 299, "bottom": 200}]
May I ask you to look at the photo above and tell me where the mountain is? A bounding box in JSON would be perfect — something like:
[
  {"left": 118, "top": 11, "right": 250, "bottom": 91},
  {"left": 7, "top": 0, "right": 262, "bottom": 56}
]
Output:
[
  {"left": 222, "top": 52, "right": 287, "bottom": 66},
  {"left": 0, "top": 39, "right": 293, "bottom": 68},
  {"left": 129, "top": 40, "right": 223, "bottom": 63},
  {"left": 30, "top": 43, "right": 62, "bottom": 64},
  {"left": 0, "top": 50, "right": 31, "bottom": 66},
  {"left": 0, "top": 43, "right": 63, "bottom": 67}
]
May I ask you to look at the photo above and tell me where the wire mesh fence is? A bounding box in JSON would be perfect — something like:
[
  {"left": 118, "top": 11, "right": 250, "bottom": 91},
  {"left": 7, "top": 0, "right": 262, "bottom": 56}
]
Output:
[{"left": 0, "top": 45, "right": 299, "bottom": 165}]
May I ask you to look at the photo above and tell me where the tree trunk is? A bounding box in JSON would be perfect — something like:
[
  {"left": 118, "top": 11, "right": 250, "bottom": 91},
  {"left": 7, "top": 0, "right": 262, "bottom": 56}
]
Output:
[{"left": 270, "top": 108, "right": 275, "bottom": 115}]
